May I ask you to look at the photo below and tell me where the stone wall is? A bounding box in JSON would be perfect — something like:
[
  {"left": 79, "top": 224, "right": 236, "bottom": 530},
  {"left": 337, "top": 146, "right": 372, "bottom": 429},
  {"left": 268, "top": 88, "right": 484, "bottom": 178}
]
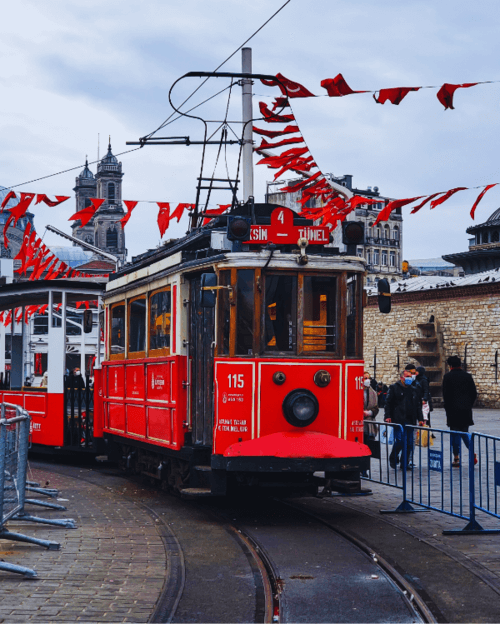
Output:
[{"left": 363, "top": 282, "right": 500, "bottom": 408}]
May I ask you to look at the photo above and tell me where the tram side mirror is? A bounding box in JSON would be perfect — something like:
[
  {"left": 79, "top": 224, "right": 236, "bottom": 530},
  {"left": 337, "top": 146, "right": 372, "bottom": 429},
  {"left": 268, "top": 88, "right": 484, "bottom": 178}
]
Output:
[
  {"left": 200, "top": 273, "right": 217, "bottom": 308},
  {"left": 83, "top": 309, "right": 93, "bottom": 333},
  {"left": 378, "top": 278, "right": 391, "bottom": 314}
]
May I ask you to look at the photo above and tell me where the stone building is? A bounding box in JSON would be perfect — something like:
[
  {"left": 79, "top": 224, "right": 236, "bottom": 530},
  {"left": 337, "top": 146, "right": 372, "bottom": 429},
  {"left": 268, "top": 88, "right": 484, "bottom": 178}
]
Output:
[
  {"left": 267, "top": 174, "right": 403, "bottom": 285},
  {"left": 364, "top": 271, "right": 500, "bottom": 408},
  {"left": 72, "top": 142, "right": 127, "bottom": 265},
  {"left": 443, "top": 206, "right": 500, "bottom": 275}
]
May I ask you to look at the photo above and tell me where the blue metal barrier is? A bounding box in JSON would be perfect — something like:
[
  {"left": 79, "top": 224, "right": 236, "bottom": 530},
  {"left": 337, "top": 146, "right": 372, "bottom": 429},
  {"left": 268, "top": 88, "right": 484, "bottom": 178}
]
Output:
[{"left": 363, "top": 422, "right": 500, "bottom": 534}]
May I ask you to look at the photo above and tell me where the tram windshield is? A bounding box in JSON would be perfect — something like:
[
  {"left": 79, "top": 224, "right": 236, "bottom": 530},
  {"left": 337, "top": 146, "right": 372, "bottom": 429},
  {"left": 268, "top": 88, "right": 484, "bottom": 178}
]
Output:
[
  {"left": 264, "top": 274, "right": 297, "bottom": 352},
  {"left": 303, "top": 276, "right": 337, "bottom": 352}
]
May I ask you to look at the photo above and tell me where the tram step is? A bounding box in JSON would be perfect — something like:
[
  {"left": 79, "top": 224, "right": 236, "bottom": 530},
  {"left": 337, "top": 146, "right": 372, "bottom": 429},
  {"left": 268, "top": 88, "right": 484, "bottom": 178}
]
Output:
[{"left": 180, "top": 487, "right": 213, "bottom": 499}]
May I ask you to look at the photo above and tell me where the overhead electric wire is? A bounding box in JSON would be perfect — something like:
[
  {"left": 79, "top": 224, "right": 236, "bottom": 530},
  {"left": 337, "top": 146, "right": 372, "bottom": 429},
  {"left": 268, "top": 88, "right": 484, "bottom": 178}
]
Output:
[{"left": 142, "top": 0, "right": 293, "bottom": 140}]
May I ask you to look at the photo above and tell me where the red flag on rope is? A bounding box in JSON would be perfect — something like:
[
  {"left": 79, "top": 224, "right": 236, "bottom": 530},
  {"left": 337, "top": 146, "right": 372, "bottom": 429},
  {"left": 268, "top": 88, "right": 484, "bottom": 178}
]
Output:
[
  {"left": 272, "top": 97, "right": 290, "bottom": 111},
  {"left": 409, "top": 193, "right": 444, "bottom": 214},
  {"left": 35, "top": 194, "right": 70, "bottom": 207},
  {"left": 470, "top": 184, "right": 498, "bottom": 219},
  {"left": 120, "top": 200, "right": 138, "bottom": 228},
  {"left": 69, "top": 198, "right": 105, "bottom": 227},
  {"left": 170, "top": 203, "right": 195, "bottom": 224},
  {"left": 259, "top": 102, "right": 295, "bottom": 123},
  {"left": 321, "top": 74, "right": 368, "bottom": 97},
  {"left": 0, "top": 191, "right": 16, "bottom": 212},
  {"left": 157, "top": 203, "right": 170, "bottom": 237},
  {"left": 374, "top": 197, "right": 425, "bottom": 225},
  {"left": 253, "top": 125, "right": 300, "bottom": 138},
  {"left": 254, "top": 136, "right": 305, "bottom": 152},
  {"left": 374, "top": 87, "right": 420, "bottom": 105},
  {"left": 430, "top": 187, "right": 468, "bottom": 209},
  {"left": 3, "top": 192, "right": 35, "bottom": 248},
  {"left": 280, "top": 171, "right": 322, "bottom": 193},
  {"left": 437, "top": 83, "right": 478, "bottom": 110},
  {"left": 261, "top": 73, "right": 315, "bottom": 98},
  {"left": 202, "top": 204, "right": 231, "bottom": 226}
]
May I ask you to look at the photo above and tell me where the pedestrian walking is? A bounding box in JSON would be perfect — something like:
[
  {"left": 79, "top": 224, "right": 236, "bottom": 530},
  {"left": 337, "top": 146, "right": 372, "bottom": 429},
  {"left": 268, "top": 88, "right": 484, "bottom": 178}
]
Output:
[
  {"left": 442, "top": 355, "right": 477, "bottom": 467},
  {"left": 363, "top": 374, "right": 379, "bottom": 441},
  {"left": 364, "top": 370, "right": 378, "bottom": 392},
  {"left": 384, "top": 369, "right": 423, "bottom": 470},
  {"left": 416, "top": 366, "right": 433, "bottom": 425},
  {"left": 376, "top": 381, "right": 388, "bottom": 408}
]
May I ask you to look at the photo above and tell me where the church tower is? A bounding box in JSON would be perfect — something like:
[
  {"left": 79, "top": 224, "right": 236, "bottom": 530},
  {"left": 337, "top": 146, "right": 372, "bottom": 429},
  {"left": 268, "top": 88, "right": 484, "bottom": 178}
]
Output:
[
  {"left": 94, "top": 141, "right": 127, "bottom": 264},
  {"left": 72, "top": 160, "right": 97, "bottom": 247}
]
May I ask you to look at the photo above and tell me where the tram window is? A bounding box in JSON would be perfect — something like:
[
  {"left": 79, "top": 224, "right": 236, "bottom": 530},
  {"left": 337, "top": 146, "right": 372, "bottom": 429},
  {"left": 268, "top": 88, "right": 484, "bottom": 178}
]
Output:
[
  {"left": 303, "top": 276, "right": 337, "bottom": 352},
  {"left": 129, "top": 297, "right": 146, "bottom": 353},
  {"left": 110, "top": 304, "right": 125, "bottom": 355},
  {"left": 236, "top": 270, "right": 254, "bottom": 355},
  {"left": 218, "top": 271, "right": 231, "bottom": 355},
  {"left": 149, "top": 288, "right": 171, "bottom": 354},
  {"left": 346, "top": 273, "right": 359, "bottom": 357},
  {"left": 264, "top": 274, "right": 297, "bottom": 353}
]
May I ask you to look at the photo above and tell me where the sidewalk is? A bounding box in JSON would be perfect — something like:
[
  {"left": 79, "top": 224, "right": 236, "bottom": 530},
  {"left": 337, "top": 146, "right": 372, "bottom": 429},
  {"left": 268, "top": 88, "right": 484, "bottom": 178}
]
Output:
[{"left": 0, "top": 466, "right": 167, "bottom": 623}]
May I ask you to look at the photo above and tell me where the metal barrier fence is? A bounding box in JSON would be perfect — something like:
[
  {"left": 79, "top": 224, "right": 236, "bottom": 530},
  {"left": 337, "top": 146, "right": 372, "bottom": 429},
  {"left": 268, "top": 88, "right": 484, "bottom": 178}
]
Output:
[
  {"left": 0, "top": 403, "right": 76, "bottom": 578},
  {"left": 64, "top": 375, "right": 93, "bottom": 448},
  {"left": 363, "top": 421, "right": 500, "bottom": 535}
]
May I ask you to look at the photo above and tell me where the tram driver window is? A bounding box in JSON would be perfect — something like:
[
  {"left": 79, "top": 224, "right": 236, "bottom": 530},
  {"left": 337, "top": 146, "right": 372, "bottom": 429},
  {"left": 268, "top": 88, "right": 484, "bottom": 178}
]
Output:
[
  {"left": 129, "top": 297, "right": 146, "bottom": 354},
  {"left": 236, "top": 270, "right": 254, "bottom": 355},
  {"left": 264, "top": 274, "right": 297, "bottom": 353},
  {"left": 346, "top": 273, "right": 359, "bottom": 357},
  {"left": 149, "top": 288, "right": 171, "bottom": 354},
  {"left": 110, "top": 304, "right": 125, "bottom": 355},
  {"left": 303, "top": 276, "right": 337, "bottom": 352}
]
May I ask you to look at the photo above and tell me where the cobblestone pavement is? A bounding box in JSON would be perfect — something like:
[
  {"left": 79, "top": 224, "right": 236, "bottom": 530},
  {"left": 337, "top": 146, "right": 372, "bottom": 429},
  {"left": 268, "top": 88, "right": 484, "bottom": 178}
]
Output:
[{"left": 0, "top": 465, "right": 167, "bottom": 623}]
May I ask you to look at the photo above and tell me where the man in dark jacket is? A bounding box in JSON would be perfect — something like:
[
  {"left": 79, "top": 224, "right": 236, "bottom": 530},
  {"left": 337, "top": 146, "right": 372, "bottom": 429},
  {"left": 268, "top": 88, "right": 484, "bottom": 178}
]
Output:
[
  {"left": 442, "top": 355, "right": 477, "bottom": 466},
  {"left": 384, "top": 369, "right": 423, "bottom": 469}
]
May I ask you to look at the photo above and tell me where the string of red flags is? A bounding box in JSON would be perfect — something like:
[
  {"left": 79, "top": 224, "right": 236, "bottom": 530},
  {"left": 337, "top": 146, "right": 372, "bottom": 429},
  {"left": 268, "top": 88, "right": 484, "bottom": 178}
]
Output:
[
  {"left": 120, "top": 200, "right": 138, "bottom": 229},
  {"left": 260, "top": 72, "right": 498, "bottom": 110},
  {"left": 0, "top": 300, "right": 98, "bottom": 327},
  {"left": 69, "top": 198, "right": 105, "bottom": 227}
]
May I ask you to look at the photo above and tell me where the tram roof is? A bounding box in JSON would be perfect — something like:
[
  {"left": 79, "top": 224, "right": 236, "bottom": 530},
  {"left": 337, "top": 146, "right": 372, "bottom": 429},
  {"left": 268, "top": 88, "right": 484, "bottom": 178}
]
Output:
[{"left": 0, "top": 279, "right": 106, "bottom": 311}]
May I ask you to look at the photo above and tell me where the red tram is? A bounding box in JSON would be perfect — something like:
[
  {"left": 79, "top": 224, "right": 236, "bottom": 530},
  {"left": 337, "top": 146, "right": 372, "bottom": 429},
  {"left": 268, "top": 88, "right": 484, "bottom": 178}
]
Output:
[{"left": 98, "top": 203, "right": 371, "bottom": 495}]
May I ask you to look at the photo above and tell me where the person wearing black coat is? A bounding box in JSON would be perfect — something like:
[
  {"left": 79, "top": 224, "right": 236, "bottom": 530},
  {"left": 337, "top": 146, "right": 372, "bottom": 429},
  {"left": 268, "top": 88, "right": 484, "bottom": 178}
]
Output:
[
  {"left": 384, "top": 370, "right": 423, "bottom": 469},
  {"left": 416, "top": 365, "right": 433, "bottom": 425},
  {"left": 442, "top": 355, "right": 477, "bottom": 466}
]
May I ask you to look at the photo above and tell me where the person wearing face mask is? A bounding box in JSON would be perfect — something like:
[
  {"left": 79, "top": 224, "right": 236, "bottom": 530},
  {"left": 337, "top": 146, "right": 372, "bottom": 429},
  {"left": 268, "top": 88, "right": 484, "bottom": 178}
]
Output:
[
  {"left": 363, "top": 370, "right": 378, "bottom": 392},
  {"left": 72, "top": 367, "right": 85, "bottom": 390},
  {"left": 384, "top": 370, "right": 423, "bottom": 469},
  {"left": 363, "top": 373, "right": 379, "bottom": 441}
]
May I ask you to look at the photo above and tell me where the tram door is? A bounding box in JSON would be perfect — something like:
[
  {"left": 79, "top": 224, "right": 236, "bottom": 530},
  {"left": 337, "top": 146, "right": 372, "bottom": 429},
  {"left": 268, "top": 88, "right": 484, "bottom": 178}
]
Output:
[{"left": 189, "top": 276, "right": 215, "bottom": 446}]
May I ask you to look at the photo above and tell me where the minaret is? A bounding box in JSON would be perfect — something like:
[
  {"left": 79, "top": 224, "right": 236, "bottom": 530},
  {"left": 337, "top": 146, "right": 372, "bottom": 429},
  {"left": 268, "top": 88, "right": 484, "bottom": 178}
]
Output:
[
  {"left": 94, "top": 140, "right": 127, "bottom": 264},
  {"left": 72, "top": 158, "right": 97, "bottom": 246}
]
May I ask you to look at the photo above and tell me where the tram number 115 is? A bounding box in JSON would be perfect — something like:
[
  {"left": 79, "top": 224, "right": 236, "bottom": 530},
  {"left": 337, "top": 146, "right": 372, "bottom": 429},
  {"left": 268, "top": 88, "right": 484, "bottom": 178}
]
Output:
[
  {"left": 228, "top": 374, "right": 245, "bottom": 388},
  {"left": 354, "top": 376, "right": 364, "bottom": 390}
]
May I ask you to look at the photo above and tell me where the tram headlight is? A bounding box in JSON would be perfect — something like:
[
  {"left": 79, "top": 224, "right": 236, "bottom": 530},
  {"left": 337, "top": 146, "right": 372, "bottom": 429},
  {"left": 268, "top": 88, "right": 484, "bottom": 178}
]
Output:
[{"left": 282, "top": 389, "right": 319, "bottom": 428}]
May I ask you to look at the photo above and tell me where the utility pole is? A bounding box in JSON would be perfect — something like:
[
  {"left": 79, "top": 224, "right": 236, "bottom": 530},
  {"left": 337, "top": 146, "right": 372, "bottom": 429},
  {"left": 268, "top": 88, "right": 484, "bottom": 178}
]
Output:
[{"left": 241, "top": 47, "right": 254, "bottom": 202}]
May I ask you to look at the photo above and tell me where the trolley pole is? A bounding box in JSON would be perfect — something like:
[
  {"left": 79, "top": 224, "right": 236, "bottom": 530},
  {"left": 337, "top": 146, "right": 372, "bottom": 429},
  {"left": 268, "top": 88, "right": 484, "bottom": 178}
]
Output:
[{"left": 241, "top": 47, "right": 254, "bottom": 202}]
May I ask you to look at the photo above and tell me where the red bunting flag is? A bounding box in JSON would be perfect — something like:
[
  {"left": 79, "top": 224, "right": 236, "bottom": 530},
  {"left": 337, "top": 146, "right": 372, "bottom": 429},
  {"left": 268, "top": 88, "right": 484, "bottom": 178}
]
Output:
[
  {"left": 255, "top": 136, "right": 305, "bottom": 151},
  {"left": 69, "top": 198, "right": 105, "bottom": 227},
  {"left": 271, "top": 97, "right": 290, "bottom": 111},
  {"left": 280, "top": 171, "right": 322, "bottom": 193},
  {"left": 4, "top": 311, "right": 12, "bottom": 327},
  {"left": 0, "top": 191, "right": 16, "bottom": 212},
  {"left": 321, "top": 74, "right": 368, "bottom": 97},
  {"left": 374, "top": 87, "right": 420, "bottom": 105},
  {"left": 409, "top": 193, "right": 444, "bottom": 214},
  {"left": 259, "top": 102, "right": 295, "bottom": 123},
  {"left": 170, "top": 203, "right": 195, "bottom": 223},
  {"left": 261, "top": 73, "right": 315, "bottom": 98},
  {"left": 35, "top": 194, "right": 70, "bottom": 207},
  {"left": 374, "top": 196, "right": 425, "bottom": 225},
  {"left": 470, "top": 184, "right": 498, "bottom": 219},
  {"left": 437, "top": 83, "right": 478, "bottom": 110},
  {"left": 120, "top": 200, "right": 138, "bottom": 229},
  {"left": 257, "top": 147, "right": 310, "bottom": 168},
  {"left": 253, "top": 125, "right": 300, "bottom": 138},
  {"left": 3, "top": 192, "right": 35, "bottom": 248},
  {"left": 202, "top": 204, "right": 231, "bottom": 226},
  {"left": 39, "top": 304, "right": 48, "bottom": 315},
  {"left": 157, "top": 203, "right": 170, "bottom": 238},
  {"left": 430, "top": 187, "right": 468, "bottom": 209}
]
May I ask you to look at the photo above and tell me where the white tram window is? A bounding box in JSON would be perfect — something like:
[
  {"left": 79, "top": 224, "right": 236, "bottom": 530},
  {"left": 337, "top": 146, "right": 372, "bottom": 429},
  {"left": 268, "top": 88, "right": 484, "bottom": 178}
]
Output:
[
  {"left": 110, "top": 304, "right": 125, "bottom": 356},
  {"left": 303, "top": 276, "right": 337, "bottom": 353},
  {"left": 129, "top": 297, "right": 146, "bottom": 354},
  {"left": 236, "top": 270, "right": 254, "bottom": 355},
  {"left": 149, "top": 288, "right": 171, "bottom": 354},
  {"left": 264, "top": 274, "right": 297, "bottom": 353}
]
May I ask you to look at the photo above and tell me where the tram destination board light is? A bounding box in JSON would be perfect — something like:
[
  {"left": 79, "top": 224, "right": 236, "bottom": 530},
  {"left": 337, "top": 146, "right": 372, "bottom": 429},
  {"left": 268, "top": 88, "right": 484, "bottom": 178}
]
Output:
[
  {"left": 342, "top": 221, "right": 364, "bottom": 256},
  {"left": 227, "top": 217, "right": 251, "bottom": 241}
]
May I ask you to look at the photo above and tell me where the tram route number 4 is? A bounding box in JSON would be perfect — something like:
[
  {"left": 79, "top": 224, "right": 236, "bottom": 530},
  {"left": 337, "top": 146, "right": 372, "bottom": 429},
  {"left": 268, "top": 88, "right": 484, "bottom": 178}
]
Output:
[
  {"left": 228, "top": 373, "right": 245, "bottom": 388},
  {"left": 246, "top": 207, "right": 330, "bottom": 246}
]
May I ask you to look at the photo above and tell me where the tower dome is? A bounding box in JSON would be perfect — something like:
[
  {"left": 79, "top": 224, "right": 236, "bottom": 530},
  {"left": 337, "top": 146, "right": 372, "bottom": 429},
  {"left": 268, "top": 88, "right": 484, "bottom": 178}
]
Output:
[{"left": 78, "top": 159, "right": 95, "bottom": 180}]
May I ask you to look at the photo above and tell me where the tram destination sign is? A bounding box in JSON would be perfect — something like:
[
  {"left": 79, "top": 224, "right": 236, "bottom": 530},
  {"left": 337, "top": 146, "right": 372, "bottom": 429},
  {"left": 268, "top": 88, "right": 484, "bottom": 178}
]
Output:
[{"left": 245, "top": 207, "right": 330, "bottom": 245}]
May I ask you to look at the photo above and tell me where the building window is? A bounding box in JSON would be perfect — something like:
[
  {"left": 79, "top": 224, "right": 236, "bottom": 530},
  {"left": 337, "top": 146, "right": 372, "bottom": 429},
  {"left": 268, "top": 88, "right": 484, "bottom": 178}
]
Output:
[
  {"left": 483, "top": 231, "right": 489, "bottom": 244},
  {"left": 357, "top": 248, "right": 363, "bottom": 258},
  {"left": 373, "top": 249, "right": 380, "bottom": 265},
  {"left": 393, "top": 226, "right": 399, "bottom": 240},
  {"left": 106, "top": 226, "right": 118, "bottom": 248},
  {"left": 108, "top": 182, "right": 115, "bottom": 202},
  {"left": 366, "top": 250, "right": 372, "bottom": 264},
  {"left": 390, "top": 251, "right": 396, "bottom": 267},
  {"left": 84, "top": 198, "right": 92, "bottom": 209},
  {"left": 95, "top": 232, "right": 99, "bottom": 247},
  {"left": 384, "top": 225, "right": 390, "bottom": 241},
  {"left": 493, "top": 231, "right": 499, "bottom": 243},
  {"left": 368, "top": 222, "right": 373, "bottom": 236},
  {"left": 382, "top": 250, "right": 388, "bottom": 265},
  {"left": 375, "top": 226, "right": 381, "bottom": 239}
]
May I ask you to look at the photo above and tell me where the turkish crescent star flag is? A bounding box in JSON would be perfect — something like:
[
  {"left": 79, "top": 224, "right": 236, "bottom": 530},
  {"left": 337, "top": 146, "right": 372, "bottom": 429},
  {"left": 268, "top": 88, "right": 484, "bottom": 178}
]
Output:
[
  {"left": 261, "top": 73, "right": 315, "bottom": 98},
  {"left": 0, "top": 191, "right": 16, "bottom": 212},
  {"left": 120, "top": 200, "right": 138, "bottom": 228},
  {"left": 157, "top": 203, "right": 170, "bottom": 238},
  {"left": 69, "top": 198, "right": 105, "bottom": 227},
  {"left": 35, "top": 194, "right": 70, "bottom": 207},
  {"left": 320, "top": 74, "right": 368, "bottom": 97},
  {"left": 374, "top": 87, "right": 420, "bottom": 105}
]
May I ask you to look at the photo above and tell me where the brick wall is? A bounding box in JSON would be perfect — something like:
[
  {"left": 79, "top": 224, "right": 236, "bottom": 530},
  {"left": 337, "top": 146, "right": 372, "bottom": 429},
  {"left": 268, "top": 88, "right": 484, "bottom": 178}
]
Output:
[{"left": 364, "top": 283, "right": 500, "bottom": 407}]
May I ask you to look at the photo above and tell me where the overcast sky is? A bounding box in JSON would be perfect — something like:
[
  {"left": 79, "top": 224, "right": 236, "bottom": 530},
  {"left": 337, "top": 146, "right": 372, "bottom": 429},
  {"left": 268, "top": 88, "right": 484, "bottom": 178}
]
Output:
[{"left": 2, "top": 0, "right": 500, "bottom": 262}]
